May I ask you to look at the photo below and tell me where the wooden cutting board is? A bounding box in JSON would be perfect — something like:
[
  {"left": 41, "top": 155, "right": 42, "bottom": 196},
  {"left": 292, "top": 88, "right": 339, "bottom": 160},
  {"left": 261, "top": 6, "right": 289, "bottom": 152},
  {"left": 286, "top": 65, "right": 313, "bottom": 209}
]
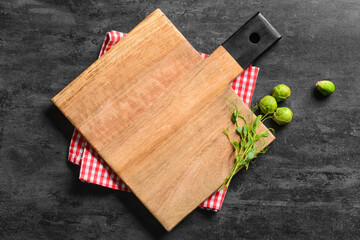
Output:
[
  {"left": 52, "top": 9, "right": 277, "bottom": 231},
  {"left": 98, "top": 46, "right": 275, "bottom": 231}
]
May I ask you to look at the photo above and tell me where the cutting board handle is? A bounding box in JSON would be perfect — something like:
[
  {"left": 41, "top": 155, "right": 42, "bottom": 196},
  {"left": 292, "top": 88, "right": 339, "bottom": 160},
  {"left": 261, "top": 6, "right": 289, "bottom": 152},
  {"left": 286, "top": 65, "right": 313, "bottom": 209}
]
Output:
[{"left": 222, "top": 12, "right": 281, "bottom": 69}]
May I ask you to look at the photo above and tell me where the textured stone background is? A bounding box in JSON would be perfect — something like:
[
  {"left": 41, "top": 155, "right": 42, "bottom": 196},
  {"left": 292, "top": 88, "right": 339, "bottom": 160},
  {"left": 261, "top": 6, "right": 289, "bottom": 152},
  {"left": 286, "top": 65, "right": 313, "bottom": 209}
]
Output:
[{"left": 1, "top": 0, "right": 360, "bottom": 239}]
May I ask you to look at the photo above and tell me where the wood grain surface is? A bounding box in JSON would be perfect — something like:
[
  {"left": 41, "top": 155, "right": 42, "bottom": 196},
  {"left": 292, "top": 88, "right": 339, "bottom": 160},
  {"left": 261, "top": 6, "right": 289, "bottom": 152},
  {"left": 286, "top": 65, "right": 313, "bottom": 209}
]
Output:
[
  {"left": 100, "top": 46, "right": 243, "bottom": 173},
  {"left": 52, "top": 9, "right": 203, "bottom": 150}
]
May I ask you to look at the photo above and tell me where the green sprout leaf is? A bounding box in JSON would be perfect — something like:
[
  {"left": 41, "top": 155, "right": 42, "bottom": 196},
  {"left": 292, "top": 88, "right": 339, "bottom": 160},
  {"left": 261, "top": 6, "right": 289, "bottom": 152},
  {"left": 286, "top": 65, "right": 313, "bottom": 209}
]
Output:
[
  {"left": 236, "top": 126, "right": 242, "bottom": 135},
  {"left": 261, "top": 131, "right": 270, "bottom": 137},
  {"left": 242, "top": 125, "right": 248, "bottom": 137},
  {"left": 233, "top": 140, "right": 239, "bottom": 150},
  {"left": 246, "top": 147, "right": 257, "bottom": 161}
]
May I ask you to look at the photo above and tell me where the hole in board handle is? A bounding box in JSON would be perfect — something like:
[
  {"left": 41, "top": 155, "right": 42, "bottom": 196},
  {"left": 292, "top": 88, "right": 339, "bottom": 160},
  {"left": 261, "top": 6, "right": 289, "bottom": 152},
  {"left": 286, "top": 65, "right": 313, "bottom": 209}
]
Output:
[{"left": 249, "top": 32, "right": 260, "bottom": 44}]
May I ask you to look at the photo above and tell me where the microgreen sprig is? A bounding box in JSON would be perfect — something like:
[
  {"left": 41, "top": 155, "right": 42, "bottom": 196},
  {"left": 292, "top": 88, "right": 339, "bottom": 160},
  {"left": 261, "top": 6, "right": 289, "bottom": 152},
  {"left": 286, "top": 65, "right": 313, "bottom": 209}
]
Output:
[{"left": 219, "top": 102, "right": 272, "bottom": 190}]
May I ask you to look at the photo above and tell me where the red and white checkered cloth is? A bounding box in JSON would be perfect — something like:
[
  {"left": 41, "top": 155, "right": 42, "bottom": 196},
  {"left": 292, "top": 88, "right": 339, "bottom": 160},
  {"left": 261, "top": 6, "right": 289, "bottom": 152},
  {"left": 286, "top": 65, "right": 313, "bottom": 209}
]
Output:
[{"left": 68, "top": 31, "right": 259, "bottom": 211}]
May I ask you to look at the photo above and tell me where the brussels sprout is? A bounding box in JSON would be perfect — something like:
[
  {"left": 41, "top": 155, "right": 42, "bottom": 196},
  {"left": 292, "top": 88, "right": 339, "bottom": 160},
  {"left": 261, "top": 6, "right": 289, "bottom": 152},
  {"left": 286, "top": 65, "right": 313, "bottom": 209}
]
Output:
[
  {"left": 273, "top": 107, "right": 293, "bottom": 125},
  {"left": 259, "top": 95, "right": 277, "bottom": 114},
  {"left": 272, "top": 84, "right": 291, "bottom": 102},
  {"left": 316, "top": 80, "right": 335, "bottom": 96}
]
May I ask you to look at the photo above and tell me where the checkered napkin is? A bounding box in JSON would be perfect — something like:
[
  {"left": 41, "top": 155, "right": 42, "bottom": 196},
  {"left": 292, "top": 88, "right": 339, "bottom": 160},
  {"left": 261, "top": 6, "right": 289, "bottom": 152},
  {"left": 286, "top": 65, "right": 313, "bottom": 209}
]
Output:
[{"left": 68, "top": 31, "right": 259, "bottom": 211}]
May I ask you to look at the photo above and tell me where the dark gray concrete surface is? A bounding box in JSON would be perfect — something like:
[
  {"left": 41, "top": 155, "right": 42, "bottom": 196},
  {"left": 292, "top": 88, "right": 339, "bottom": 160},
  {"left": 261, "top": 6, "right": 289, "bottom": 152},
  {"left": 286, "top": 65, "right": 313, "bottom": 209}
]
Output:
[{"left": 1, "top": 0, "right": 360, "bottom": 239}]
